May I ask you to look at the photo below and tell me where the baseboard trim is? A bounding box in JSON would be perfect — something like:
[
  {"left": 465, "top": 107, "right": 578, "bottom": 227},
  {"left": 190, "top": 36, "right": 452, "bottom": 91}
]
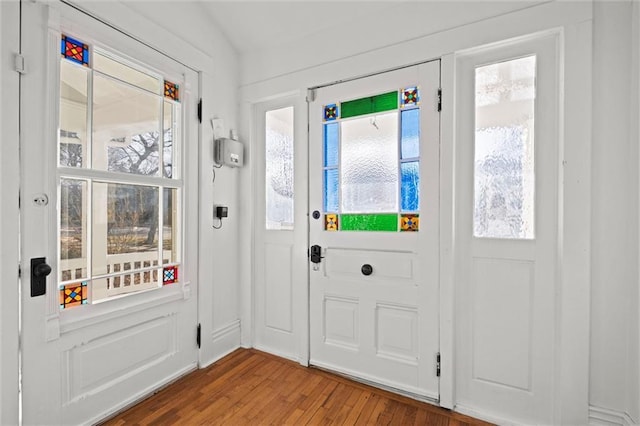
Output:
[
  {"left": 90, "top": 363, "right": 197, "bottom": 425},
  {"left": 589, "top": 406, "right": 638, "bottom": 426},
  {"left": 199, "top": 320, "right": 242, "bottom": 368},
  {"left": 454, "top": 403, "right": 523, "bottom": 426},
  {"left": 253, "top": 344, "right": 300, "bottom": 364}
]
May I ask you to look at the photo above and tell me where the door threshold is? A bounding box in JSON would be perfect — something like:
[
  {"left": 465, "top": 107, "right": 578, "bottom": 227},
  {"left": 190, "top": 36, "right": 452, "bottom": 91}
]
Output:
[{"left": 309, "top": 362, "right": 439, "bottom": 406}]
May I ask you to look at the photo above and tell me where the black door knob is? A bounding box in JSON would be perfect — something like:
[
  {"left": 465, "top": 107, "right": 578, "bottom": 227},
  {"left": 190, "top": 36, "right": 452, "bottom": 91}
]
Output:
[
  {"left": 361, "top": 264, "right": 373, "bottom": 276},
  {"left": 34, "top": 263, "right": 52, "bottom": 278}
]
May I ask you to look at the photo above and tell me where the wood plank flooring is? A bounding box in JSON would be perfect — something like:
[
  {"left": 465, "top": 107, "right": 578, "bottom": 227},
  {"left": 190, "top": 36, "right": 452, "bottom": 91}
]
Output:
[{"left": 101, "top": 349, "right": 491, "bottom": 425}]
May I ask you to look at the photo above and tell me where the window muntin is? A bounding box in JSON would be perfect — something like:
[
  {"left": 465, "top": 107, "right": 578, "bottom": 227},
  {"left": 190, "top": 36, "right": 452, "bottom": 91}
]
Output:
[
  {"left": 265, "top": 106, "right": 294, "bottom": 230},
  {"left": 322, "top": 87, "right": 421, "bottom": 232},
  {"left": 58, "top": 34, "right": 182, "bottom": 309},
  {"left": 474, "top": 55, "right": 536, "bottom": 239}
]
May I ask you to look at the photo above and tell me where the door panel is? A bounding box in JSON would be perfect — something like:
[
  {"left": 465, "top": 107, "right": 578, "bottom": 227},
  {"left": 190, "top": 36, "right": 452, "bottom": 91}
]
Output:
[
  {"left": 20, "top": 3, "right": 199, "bottom": 424},
  {"left": 309, "top": 62, "right": 440, "bottom": 399},
  {"left": 454, "top": 35, "right": 559, "bottom": 424}
]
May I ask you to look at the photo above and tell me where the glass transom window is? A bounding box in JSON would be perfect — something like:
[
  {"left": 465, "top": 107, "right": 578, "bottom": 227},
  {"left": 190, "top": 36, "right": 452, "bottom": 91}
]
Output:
[
  {"left": 58, "top": 34, "right": 182, "bottom": 309},
  {"left": 322, "top": 87, "right": 421, "bottom": 232}
]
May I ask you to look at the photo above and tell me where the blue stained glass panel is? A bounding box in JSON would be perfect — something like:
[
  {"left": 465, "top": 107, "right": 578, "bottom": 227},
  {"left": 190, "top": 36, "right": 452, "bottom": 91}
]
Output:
[
  {"left": 324, "top": 123, "right": 339, "bottom": 167},
  {"left": 324, "top": 168, "right": 339, "bottom": 212},
  {"left": 401, "top": 109, "right": 420, "bottom": 159},
  {"left": 401, "top": 161, "right": 420, "bottom": 211}
]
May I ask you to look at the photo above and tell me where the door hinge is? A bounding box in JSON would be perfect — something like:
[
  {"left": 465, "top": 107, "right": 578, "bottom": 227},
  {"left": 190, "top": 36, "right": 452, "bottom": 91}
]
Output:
[
  {"left": 306, "top": 88, "right": 316, "bottom": 103},
  {"left": 196, "top": 323, "right": 201, "bottom": 348},
  {"left": 436, "top": 352, "right": 441, "bottom": 377},
  {"left": 18, "top": 264, "right": 21, "bottom": 278},
  {"left": 14, "top": 54, "right": 26, "bottom": 74},
  {"left": 197, "top": 99, "right": 202, "bottom": 124},
  {"left": 437, "top": 88, "right": 442, "bottom": 112}
]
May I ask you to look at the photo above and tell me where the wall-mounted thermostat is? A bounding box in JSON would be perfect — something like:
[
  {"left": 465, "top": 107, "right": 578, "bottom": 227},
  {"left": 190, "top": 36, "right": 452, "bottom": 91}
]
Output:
[{"left": 215, "top": 138, "right": 244, "bottom": 168}]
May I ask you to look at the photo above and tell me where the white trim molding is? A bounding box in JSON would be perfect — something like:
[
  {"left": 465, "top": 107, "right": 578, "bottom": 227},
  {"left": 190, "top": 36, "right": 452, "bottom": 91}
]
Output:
[{"left": 589, "top": 406, "right": 639, "bottom": 426}]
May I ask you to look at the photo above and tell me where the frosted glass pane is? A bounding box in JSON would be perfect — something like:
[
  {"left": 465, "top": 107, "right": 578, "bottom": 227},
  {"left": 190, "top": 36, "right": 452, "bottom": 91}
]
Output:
[
  {"left": 474, "top": 56, "right": 535, "bottom": 239},
  {"left": 324, "top": 169, "right": 339, "bottom": 212},
  {"left": 324, "top": 123, "right": 339, "bottom": 167},
  {"left": 265, "top": 106, "right": 294, "bottom": 230},
  {"left": 401, "top": 109, "right": 420, "bottom": 159},
  {"left": 401, "top": 161, "right": 420, "bottom": 211},
  {"left": 341, "top": 112, "right": 398, "bottom": 213}
]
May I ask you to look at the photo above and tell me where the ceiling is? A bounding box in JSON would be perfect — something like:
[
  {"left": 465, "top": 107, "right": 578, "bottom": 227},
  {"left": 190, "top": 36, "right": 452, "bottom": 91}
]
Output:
[
  {"left": 197, "top": 1, "right": 447, "bottom": 54},
  {"left": 198, "top": 1, "right": 550, "bottom": 55}
]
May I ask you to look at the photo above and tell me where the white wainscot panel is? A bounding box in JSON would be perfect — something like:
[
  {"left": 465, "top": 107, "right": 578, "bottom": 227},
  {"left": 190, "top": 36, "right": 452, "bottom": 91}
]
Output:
[
  {"left": 264, "top": 243, "right": 293, "bottom": 333},
  {"left": 324, "top": 296, "right": 359, "bottom": 350},
  {"left": 375, "top": 303, "right": 418, "bottom": 365},
  {"left": 472, "top": 258, "right": 533, "bottom": 391},
  {"left": 62, "top": 314, "right": 178, "bottom": 404},
  {"left": 325, "top": 248, "right": 414, "bottom": 284}
]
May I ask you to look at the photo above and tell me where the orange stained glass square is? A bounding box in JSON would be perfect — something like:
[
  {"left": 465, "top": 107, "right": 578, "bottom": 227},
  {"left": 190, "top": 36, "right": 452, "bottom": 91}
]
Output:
[
  {"left": 59, "top": 282, "right": 88, "bottom": 310},
  {"left": 325, "top": 214, "right": 339, "bottom": 231},
  {"left": 164, "top": 80, "right": 180, "bottom": 102},
  {"left": 400, "top": 214, "right": 419, "bottom": 231}
]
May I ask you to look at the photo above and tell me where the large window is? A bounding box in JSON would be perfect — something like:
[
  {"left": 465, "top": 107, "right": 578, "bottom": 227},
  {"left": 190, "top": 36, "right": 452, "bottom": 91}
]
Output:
[{"left": 59, "top": 34, "right": 182, "bottom": 309}]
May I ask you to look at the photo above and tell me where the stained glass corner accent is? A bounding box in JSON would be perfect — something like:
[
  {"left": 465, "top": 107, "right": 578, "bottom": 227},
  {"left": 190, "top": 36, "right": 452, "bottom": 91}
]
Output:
[
  {"left": 163, "top": 265, "right": 178, "bottom": 285},
  {"left": 401, "top": 87, "right": 419, "bottom": 107},
  {"left": 400, "top": 214, "right": 419, "bottom": 231},
  {"left": 164, "top": 80, "right": 180, "bottom": 102},
  {"left": 61, "top": 34, "right": 89, "bottom": 66},
  {"left": 59, "top": 281, "right": 88, "bottom": 310},
  {"left": 325, "top": 214, "right": 339, "bottom": 231},
  {"left": 324, "top": 104, "right": 339, "bottom": 121}
]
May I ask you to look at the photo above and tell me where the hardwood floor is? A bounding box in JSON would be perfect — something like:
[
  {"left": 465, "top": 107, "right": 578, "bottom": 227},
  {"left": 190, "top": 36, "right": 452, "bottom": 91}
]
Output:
[{"left": 101, "top": 349, "right": 491, "bottom": 425}]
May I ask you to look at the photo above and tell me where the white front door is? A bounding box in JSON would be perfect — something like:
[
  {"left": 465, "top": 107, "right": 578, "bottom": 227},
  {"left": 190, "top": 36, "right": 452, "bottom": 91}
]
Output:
[
  {"left": 308, "top": 62, "right": 441, "bottom": 399},
  {"left": 20, "top": 3, "right": 200, "bottom": 424}
]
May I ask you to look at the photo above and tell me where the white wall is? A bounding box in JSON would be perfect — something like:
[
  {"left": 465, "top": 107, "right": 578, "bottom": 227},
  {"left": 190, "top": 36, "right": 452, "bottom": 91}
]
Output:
[
  {"left": 0, "top": 2, "right": 20, "bottom": 424},
  {"left": 590, "top": 2, "right": 639, "bottom": 424}
]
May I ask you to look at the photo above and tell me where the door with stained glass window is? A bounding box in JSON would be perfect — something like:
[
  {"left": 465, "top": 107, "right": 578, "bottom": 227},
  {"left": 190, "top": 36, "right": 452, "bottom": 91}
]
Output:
[
  {"left": 309, "top": 61, "right": 441, "bottom": 399},
  {"left": 20, "top": 3, "right": 200, "bottom": 424}
]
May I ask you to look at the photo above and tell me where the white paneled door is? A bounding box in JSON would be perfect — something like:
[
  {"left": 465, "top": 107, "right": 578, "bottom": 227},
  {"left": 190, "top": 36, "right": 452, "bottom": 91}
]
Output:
[
  {"left": 308, "top": 62, "right": 441, "bottom": 400},
  {"left": 20, "top": 3, "right": 200, "bottom": 424}
]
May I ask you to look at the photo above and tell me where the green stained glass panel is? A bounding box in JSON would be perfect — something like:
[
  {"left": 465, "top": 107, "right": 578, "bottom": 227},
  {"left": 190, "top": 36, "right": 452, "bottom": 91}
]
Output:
[
  {"left": 341, "top": 91, "right": 398, "bottom": 119},
  {"left": 340, "top": 214, "right": 398, "bottom": 231}
]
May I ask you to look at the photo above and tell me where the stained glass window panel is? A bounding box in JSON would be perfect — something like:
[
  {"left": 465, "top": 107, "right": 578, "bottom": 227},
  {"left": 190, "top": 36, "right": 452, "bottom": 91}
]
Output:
[
  {"left": 341, "top": 112, "right": 398, "bottom": 213},
  {"left": 164, "top": 80, "right": 180, "bottom": 102},
  {"left": 60, "top": 179, "right": 88, "bottom": 282},
  {"left": 400, "top": 214, "right": 419, "bottom": 231},
  {"left": 401, "top": 161, "right": 420, "bottom": 212},
  {"left": 474, "top": 56, "right": 535, "bottom": 239},
  {"left": 341, "top": 214, "right": 398, "bottom": 231},
  {"left": 60, "top": 59, "right": 89, "bottom": 168},
  {"left": 341, "top": 91, "right": 398, "bottom": 119},
  {"left": 401, "top": 108, "right": 420, "bottom": 159},
  {"left": 265, "top": 107, "right": 294, "bottom": 230},
  {"left": 324, "top": 104, "right": 339, "bottom": 121},
  {"left": 59, "top": 281, "right": 88, "bottom": 310},
  {"left": 402, "top": 87, "right": 419, "bottom": 107},
  {"left": 61, "top": 35, "right": 89, "bottom": 66},
  {"left": 163, "top": 266, "right": 178, "bottom": 285},
  {"left": 324, "top": 123, "right": 339, "bottom": 167},
  {"left": 324, "top": 169, "right": 339, "bottom": 213},
  {"left": 325, "top": 214, "right": 339, "bottom": 231}
]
